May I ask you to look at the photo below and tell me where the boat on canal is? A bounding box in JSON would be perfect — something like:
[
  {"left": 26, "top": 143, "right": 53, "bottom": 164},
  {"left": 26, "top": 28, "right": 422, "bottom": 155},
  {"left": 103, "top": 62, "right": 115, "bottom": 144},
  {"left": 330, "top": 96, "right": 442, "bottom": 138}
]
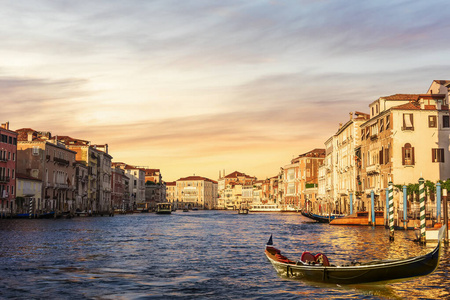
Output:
[
  {"left": 301, "top": 211, "right": 344, "bottom": 223},
  {"left": 249, "top": 204, "right": 282, "bottom": 212},
  {"left": 264, "top": 225, "right": 445, "bottom": 284},
  {"left": 155, "top": 203, "right": 172, "bottom": 214},
  {"left": 329, "top": 211, "right": 384, "bottom": 226}
]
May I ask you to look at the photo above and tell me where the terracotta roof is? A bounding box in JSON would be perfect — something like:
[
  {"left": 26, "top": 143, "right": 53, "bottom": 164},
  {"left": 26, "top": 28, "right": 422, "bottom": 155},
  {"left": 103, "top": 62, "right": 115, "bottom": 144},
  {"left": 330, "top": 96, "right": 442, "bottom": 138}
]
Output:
[
  {"left": 433, "top": 80, "right": 450, "bottom": 86},
  {"left": 224, "top": 171, "right": 255, "bottom": 179},
  {"left": 177, "top": 175, "right": 218, "bottom": 184},
  {"left": 391, "top": 102, "right": 421, "bottom": 110},
  {"left": 381, "top": 94, "right": 420, "bottom": 101},
  {"left": 165, "top": 181, "right": 176, "bottom": 186}
]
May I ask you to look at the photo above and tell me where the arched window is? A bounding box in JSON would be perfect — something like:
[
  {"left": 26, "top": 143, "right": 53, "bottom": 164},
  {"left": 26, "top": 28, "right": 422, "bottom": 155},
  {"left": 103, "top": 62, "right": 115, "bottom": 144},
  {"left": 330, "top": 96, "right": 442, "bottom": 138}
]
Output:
[{"left": 402, "top": 143, "right": 415, "bottom": 165}]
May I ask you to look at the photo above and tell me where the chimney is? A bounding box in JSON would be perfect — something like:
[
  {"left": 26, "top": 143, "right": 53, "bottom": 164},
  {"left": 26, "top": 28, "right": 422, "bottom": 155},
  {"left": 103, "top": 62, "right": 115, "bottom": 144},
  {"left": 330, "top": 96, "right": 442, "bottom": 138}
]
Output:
[
  {"left": 0, "top": 122, "right": 9, "bottom": 130},
  {"left": 339, "top": 123, "right": 342, "bottom": 129},
  {"left": 105, "top": 143, "right": 109, "bottom": 154},
  {"left": 27, "top": 132, "right": 33, "bottom": 142},
  {"left": 349, "top": 112, "right": 353, "bottom": 120}
]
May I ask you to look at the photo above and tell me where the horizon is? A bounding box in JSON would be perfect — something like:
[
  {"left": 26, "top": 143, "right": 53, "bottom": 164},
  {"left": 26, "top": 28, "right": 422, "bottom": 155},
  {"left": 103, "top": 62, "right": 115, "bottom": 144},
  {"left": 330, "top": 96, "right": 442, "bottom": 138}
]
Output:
[{"left": 2, "top": 1, "right": 450, "bottom": 182}]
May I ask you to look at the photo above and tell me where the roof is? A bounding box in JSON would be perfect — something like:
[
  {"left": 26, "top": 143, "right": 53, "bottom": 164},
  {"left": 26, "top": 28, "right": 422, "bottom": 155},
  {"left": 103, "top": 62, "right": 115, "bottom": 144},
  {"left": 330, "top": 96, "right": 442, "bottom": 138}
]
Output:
[
  {"left": 165, "top": 181, "right": 176, "bottom": 186},
  {"left": 380, "top": 94, "right": 420, "bottom": 101},
  {"left": 177, "top": 176, "right": 218, "bottom": 184},
  {"left": 16, "top": 173, "right": 42, "bottom": 181},
  {"left": 224, "top": 171, "right": 255, "bottom": 179},
  {"left": 391, "top": 102, "right": 421, "bottom": 110}
]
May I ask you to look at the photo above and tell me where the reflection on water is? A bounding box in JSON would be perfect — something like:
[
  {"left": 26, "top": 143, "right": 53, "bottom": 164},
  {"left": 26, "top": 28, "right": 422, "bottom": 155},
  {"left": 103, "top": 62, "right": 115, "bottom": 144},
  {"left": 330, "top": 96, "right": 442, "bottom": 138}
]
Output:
[{"left": 0, "top": 211, "right": 448, "bottom": 299}]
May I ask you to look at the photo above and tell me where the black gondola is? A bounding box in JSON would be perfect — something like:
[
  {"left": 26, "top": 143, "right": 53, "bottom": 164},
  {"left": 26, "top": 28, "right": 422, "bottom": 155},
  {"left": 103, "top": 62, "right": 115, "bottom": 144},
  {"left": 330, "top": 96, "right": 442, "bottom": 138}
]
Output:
[
  {"left": 265, "top": 225, "right": 445, "bottom": 284},
  {"left": 301, "top": 211, "right": 343, "bottom": 223}
]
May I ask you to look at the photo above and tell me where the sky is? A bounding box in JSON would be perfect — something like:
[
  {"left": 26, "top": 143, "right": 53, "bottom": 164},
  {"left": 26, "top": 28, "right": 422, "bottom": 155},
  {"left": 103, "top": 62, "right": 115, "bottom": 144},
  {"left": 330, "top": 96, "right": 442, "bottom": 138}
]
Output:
[{"left": 1, "top": 0, "right": 450, "bottom": 182}]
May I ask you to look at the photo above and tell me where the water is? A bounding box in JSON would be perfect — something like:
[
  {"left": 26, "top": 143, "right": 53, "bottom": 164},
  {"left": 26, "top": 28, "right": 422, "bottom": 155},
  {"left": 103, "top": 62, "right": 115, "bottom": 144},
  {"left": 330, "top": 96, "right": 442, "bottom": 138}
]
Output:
[{"left": 0, "top": 211, "right": 448, "bottom": 299}]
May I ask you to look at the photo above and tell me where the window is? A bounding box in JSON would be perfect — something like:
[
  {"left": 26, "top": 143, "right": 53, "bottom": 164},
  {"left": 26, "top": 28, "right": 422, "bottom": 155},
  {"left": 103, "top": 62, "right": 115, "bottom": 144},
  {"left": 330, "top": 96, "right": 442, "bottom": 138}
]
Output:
[
  {"left": 402, "top": 113, "right": 414, "bottom": 130},
  {"left": 379, "top": 148, "right": 384, "bottom": 165},
  {"left": 386, "top": 115, "right": 390, "bottom": 129},
  {"left": 384, "top": 147, "right": 389, "bottom": 164},
  {"left": 379, "top": 119, "right": 384, "bottom": 132},
  {"left": 443, "top": 116, "right": 450, "bottom": 128},
  {"left": 32, "top": 147, "right": 39, "bottom": 156},
  {"left": 429, "top": 115, "right": 437, "bottom": 128},
  {"left": 402, "top": 143, "right": 415, "bottom": 165},
  {"left": 432, "top": 148, "right": 444, "bottom": 163},
  {"left": 361, "top": 129, "right": 365, "bottom": 140}
]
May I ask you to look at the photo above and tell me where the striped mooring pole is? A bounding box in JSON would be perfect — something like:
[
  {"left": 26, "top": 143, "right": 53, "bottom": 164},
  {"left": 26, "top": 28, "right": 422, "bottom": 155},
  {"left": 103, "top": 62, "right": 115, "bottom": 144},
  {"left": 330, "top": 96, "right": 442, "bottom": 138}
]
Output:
[
  {"left": 389, "top": 181, "right": 394, "bottom": 241},
  {"left": 419, "top": 177, "right": 426, "bottom": 244},
  {"left": 28, "top": 198, "right": 33, "bottom": 219}
]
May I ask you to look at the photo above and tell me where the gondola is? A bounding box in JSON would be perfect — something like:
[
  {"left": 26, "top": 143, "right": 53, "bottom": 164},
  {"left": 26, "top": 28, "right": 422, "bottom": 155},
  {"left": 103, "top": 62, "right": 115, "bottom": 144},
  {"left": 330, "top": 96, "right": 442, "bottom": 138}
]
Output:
[
  {"left": 301, "top": 211, "right": 343, "bottom": 223},
  {"left": 264, "top": 225, "right": 445, "bottom": 284}
]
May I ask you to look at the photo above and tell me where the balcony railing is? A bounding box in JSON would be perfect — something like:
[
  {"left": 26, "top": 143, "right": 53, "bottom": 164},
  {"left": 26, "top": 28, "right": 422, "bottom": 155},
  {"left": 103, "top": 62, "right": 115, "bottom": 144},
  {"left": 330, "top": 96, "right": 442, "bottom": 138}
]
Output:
[
  {"left": 0, "top": 157, "right": 7, "bottom": 163},
  {"left": 0, "top": 176, "right": 10, "bottom": 183},
  {"left": 54, "top": 157, "right": 70, "bottom": 166}
]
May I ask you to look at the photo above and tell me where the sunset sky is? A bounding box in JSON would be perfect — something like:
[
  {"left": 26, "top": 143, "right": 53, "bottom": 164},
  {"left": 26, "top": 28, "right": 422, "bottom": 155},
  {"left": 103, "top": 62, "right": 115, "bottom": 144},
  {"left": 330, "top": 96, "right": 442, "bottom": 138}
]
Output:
[{"left": 2, "top": 1, "right": 450, "bottom": 182}]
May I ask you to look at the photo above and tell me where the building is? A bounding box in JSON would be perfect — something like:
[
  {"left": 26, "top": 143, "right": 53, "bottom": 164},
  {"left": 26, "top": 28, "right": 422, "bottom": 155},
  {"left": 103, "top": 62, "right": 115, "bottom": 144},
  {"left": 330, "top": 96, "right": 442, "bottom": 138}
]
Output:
[
  {"left": 176, "top": 176, "right": 218, "bottom": 209},
  {"left": 217, "top": 171, "right": 256, "bottom": 209},
  {"left": 0, "top": 122, "right": 17, "bottom": 216},
  {"left": 333, "top": 112, "right": 369, "bottom": 214},
  {"left": 282, "top": 148, "right": 325, "bottom": 211},
  {"left": 93, "top": 145, "right": 113, "bottom": 214},
  {"left": 15, "top": 173, "right": 42, "bottom": 215},
  {"left": 74, "top": 161, "right": 88, "bottom": 212},
  {"left": 112, "top": 163, "right": 145, "bottom": 210},
  {"left": 359, "top": 81, "right": 450, "bottom": 216},
  {"left": 144, "top": 168, "right": 162, "bottom": 184},
  {"left": 111, "top": 166, "right": 126, "bottom": 211},
  {"left": 165, "top": 181, "right": 176, "bottom": 204},
  {"left": 16, "top": 129, "right": 77, "bottom": 215}
]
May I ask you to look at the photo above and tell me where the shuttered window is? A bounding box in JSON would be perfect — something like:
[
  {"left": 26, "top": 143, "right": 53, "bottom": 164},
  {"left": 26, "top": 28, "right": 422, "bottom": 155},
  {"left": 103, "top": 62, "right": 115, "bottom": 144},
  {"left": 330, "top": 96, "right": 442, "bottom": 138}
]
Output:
[
  {"left": 402, "top": 114, "right": 414, "bottom": 130},
  {"left": 402, "top": 143, "right": 415, "bottom": 165},
  {"left": 432, "top": 148, "right": 444, "bottom": 163}
]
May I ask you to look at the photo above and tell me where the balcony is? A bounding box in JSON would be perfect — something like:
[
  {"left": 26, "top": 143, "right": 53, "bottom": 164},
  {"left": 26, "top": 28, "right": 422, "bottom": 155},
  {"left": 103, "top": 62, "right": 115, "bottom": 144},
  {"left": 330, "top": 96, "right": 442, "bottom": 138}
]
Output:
[
  {"left": 55, "top": 183, "right": 69, "bottom": 189},
  {"left": 0, "top": 157, "right": 7, "bottom": 163},
  {"left": 0, "top": 176, "right": 10, "bottom": 183},
  {"left": 54, "top": 157, "right": 70, "bottom": 166},
  {"left": 366, "top": 164, "right": 380, "bottom": 175}
]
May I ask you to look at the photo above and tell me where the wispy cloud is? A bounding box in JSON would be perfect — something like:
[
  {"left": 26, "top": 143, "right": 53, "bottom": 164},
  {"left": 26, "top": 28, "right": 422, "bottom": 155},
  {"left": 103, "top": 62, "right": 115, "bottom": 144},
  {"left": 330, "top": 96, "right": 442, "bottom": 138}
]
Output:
[{"left": 1, "top": 0, "right": 450, "bottom": 180}]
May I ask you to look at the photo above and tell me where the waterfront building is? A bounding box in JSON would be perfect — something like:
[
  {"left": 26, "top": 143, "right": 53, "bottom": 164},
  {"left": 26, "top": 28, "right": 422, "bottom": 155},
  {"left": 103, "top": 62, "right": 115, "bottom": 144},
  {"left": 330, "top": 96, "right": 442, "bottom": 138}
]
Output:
[
  {"left": 252, "top": 180, "right": 263, "bottom": 206},
  {"left": 217, "top": 171, "right": 256, "bottom": 209},
  {"left": 112, "top": 163, "right": 146, "bottom": 210},
  {"left": 165, "top": 181, "right": 176, "bottom": 205},
  {"left": 74, "top": 161, "right": 88, "bottom": 212},
  {"left": 15, "top": 173, "right": 41, "bottom": 215},
  {"left": 282, "top": 149, "right": 325, "bottom": 210},
  {"left": 145, "top": 181, "right": 166, "bottom": 209},
  {"left": 55, "top": 136, "right": 113, "bottom": 214},
  {"left": 176, "top": 175, "right": 218, "bottom": 209},
  {"left": 359, "top": 80, "right": 450, "bottom": 218},
  {"left": 334, "top": 112, "right": 370, "bottom": 214},
  {"left": 0, "top": 122, "right": 17, "bottom": 216},
  {"left": 111, "top": 166, "right": 126, "bottom": 211},
  {"left": 16, "top": 129, "right": 77, "bottom": 215},
  {"left": 144, "top": 168, "right": 162, "bottom": 184},
  {"left": 93, "top": 145, "right": 113, "bottom": 214}
]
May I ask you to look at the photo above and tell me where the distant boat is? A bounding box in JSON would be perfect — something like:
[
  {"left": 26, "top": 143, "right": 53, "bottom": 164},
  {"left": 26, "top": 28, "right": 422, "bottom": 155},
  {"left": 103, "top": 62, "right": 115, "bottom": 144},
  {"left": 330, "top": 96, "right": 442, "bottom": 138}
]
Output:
[
  {"left": 155, "top": 203, "right": 172, "bottom": 214},
  {"left": 238, "top": 207, "right": 249, "bottom": 214},
  {"left": 192, "top": 207, "right": 199, "bottom": 211},
  {"left": 265, "top": 226, "right": 446, "bottom": 284},
  {"left": 330, "top": 211, "right": 384, "bottom": 226},
  {"left": 249, "top": 204, "right": 282, "bottom": 212}
]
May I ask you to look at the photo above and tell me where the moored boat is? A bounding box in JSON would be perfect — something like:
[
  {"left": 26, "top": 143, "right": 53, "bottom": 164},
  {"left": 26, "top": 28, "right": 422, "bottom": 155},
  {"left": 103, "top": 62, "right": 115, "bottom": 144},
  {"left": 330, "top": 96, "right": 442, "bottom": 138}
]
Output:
[
  {"left": 249, "top": 204, "right": 282, "bottom": 212},
  {"left": 330, "top": 211, "right": 384, "bottom": 226},
  {"left": 155, "top": 203, "right": 172, "bottom": 214},
  {"left": 264, "top": 225, "right": 445, "bottom": 284},
  {"left": 301, "top": 211, "right": 344, "bottom": 223}
]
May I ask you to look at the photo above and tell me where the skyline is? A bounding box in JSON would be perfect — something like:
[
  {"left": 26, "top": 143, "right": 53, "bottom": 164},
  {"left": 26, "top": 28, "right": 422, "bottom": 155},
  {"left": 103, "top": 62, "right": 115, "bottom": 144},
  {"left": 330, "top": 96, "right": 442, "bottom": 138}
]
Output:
[{"left": 2, "top": 1, "right": 450, "bottom": 182}]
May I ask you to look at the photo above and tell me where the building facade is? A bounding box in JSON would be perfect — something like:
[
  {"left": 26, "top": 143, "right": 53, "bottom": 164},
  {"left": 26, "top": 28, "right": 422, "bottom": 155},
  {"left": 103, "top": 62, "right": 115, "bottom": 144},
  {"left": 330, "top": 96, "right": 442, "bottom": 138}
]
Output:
[
  {"left": 176, "top": 176, "right": 218, "bottom": 209},
  {"left": 0, "top": 122, "right": 17, "bottom": 216}
]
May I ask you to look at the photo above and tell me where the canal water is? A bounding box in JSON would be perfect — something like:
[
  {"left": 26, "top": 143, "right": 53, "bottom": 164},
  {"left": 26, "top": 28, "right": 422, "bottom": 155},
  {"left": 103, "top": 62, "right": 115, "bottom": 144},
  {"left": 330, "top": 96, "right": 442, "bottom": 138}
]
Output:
[{"left": 0, "top": 211, "right": 448, "bottom": 299}]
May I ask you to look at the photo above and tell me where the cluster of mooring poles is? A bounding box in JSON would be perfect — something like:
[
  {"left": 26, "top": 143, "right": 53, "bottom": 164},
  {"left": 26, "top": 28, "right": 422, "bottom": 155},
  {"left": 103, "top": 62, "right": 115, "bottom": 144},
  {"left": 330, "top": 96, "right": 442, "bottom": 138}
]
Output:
[{"left": 373, "top": 177, "right": 449, "bottom": 245}]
